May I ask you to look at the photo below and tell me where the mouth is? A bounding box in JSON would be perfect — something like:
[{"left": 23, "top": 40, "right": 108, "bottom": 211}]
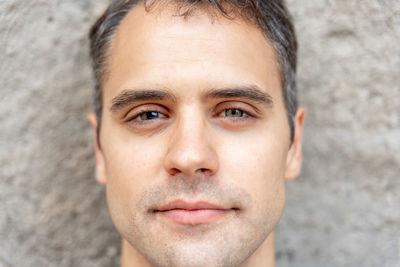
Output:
[{"left": 153, "top": 200, "right": 237, "bottom": 225}]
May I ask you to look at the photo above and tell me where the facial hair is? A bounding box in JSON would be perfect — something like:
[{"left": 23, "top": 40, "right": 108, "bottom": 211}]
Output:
[{"left": 114, "top": 174, "right": 280, "bottom": 267}]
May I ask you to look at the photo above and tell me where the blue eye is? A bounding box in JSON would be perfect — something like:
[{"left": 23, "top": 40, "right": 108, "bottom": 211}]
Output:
[
  {"left": 138, "top": 111, "right": 163, "bottom": 121},
  {"left": 224, "top": 109, "right": 245, "bottom": 118}
]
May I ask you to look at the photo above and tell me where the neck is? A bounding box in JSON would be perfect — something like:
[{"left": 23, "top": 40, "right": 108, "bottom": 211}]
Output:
[{"left": 121, "top": 232, "right": 275, "bottom": 267}]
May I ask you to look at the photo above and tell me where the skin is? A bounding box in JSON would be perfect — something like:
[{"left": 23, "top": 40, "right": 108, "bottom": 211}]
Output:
[{"left": 88, "top": 3, "right": 305, "bottom": 267}]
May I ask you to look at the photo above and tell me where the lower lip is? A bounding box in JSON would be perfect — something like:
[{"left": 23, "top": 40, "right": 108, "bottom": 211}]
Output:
[{"left": 158, "top": 209, "right": 230, "bottom": 224}]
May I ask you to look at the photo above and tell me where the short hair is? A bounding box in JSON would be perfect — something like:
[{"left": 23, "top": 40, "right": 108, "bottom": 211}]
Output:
[{"left": 89, "top": 0, "right": 298, "bottom": 141}]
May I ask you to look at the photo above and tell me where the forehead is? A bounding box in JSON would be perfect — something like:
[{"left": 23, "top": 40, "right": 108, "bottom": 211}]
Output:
[{"left": 103, "top": 3, "right": 281, "bottom": 102}]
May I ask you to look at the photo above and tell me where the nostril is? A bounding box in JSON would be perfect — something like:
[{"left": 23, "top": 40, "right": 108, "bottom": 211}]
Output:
[
  {"left": 169, "top": 168, "right": 181, "bottom": 176},
  {"left": 196, "top": 168, "right": 215, "bottom": 177}
]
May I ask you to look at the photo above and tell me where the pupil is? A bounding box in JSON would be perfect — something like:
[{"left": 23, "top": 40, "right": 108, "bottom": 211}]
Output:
[
  {"left": 141, "top": 112, "right": 159, "bottom": 120},
  {"left": 227, "top": 109, "right": 243, "bottom": 117}
]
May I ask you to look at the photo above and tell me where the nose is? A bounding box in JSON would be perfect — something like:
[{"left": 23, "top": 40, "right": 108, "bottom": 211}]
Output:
[{"left": 163, "top": 110, "right": 219, "bottom": 177}]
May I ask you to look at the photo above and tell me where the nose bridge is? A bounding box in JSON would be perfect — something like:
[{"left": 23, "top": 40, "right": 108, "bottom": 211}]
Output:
[
  {"left": 164, "top": 105, "right": 218, "bottom": 176},
  {"left": 177, "top": 107, "right": 206, "bottom": 145}
]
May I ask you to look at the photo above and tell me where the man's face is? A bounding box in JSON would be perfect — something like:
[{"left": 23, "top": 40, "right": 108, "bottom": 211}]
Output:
[{"left": 89, "top": 4, "right": 304, "bottom": 267}]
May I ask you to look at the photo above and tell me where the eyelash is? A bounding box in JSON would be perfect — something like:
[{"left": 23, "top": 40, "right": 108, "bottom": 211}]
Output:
[
  {"left": 126, "top": 107, "right": 169, "bottom": 123},
  {"left": 131, "top": 111, "right": 167, "bottom": 121},
  {"left": 219, "top": 109, "right": 255, "bottom": 122}
]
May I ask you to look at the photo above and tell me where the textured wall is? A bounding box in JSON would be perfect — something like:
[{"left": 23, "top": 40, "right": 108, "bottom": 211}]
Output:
[
  {"left": 277, "top": 1, "right": 400, "bottom": 266},
  {"left": 0, "top": 1, "right": 399, "bottom": 266}
]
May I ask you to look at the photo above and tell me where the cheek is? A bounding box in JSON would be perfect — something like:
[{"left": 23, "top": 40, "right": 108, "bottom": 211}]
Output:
[
  {"left": 217, "top": 127, "right": 288, "bottom": 211},
  {"left": 102, "top": 135, "right": 167, "bottom": 224},
  {"left": 106, "top": 137, "right": 166, "bottom": 185}
]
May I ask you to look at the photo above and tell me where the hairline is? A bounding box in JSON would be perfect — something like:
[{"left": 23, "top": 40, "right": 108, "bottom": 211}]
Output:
[{"left": 90, "top": 0, "right": 297, "bottom": 142}]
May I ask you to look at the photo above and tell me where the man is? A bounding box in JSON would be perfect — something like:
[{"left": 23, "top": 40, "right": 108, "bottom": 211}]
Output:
[{"left": 87, "top": 0, "right": 305, "bottom": 266}]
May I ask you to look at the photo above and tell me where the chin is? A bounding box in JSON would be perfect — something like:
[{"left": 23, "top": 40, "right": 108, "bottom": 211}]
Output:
[{"left": 124, "top": 214, "right": 273, "bottom": 267}]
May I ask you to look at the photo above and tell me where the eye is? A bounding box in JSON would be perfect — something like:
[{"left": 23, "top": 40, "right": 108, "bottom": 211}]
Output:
[
  {"left": 213, "top": 102, "right": 259, "bottom": 128},
  {"left": 123, "top": 104, "right": 170, "bottom": 130},
  {"left": 218, "top": 108, "right": 253, "bottom": 119},
  {"left": 135, "top": 111, "right": 166, "bottom": 121},
  {"left": 224, "top": 108, "right": 246, "bottom": 118}
]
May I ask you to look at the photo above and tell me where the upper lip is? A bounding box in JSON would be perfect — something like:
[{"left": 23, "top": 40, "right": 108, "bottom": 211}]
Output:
[{"left": 156, "top": 200, "right": 228, "bottom": 211}]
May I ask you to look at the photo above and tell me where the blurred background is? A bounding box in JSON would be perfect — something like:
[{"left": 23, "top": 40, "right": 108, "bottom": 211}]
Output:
[{"left": 0, "top": 0, "right": 399, "bottom": 266}]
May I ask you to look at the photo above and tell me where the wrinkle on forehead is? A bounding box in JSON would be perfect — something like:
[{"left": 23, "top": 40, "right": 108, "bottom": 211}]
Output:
[
  {"left": 109, "top": 1, "right": 274, "bottom": 63},
  {"left": 104, "top": 3, "right": 280, "bottom": 94}
]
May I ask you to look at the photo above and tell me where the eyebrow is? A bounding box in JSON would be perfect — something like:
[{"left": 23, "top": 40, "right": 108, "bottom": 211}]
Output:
[
  {"left": 110, "top": 85, "right": 273, "bottom": 113},
  {"left": 204, "top": 86, "right": 274, "bottom": 108},
  {"left": 110, "top": 89, "right": 176, "bottom": 113}
]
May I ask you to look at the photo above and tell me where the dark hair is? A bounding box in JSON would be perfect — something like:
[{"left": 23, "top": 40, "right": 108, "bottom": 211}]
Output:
[{"left": 89, "top": 0, "right": 298, "bottom": 141}]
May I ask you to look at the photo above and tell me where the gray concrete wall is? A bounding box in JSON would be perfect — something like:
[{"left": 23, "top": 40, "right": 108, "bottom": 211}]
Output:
[{"left": 0, "top": 0, "right": 398, "bottom": 266}]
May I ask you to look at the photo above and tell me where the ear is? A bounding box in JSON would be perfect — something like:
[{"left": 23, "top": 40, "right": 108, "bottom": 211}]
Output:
[
  {"left": 285, "top": 107, "right": 306, "bottom": 180},
  {"left": 87, "top": 113, "right": 107, "bottom": 185}
]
